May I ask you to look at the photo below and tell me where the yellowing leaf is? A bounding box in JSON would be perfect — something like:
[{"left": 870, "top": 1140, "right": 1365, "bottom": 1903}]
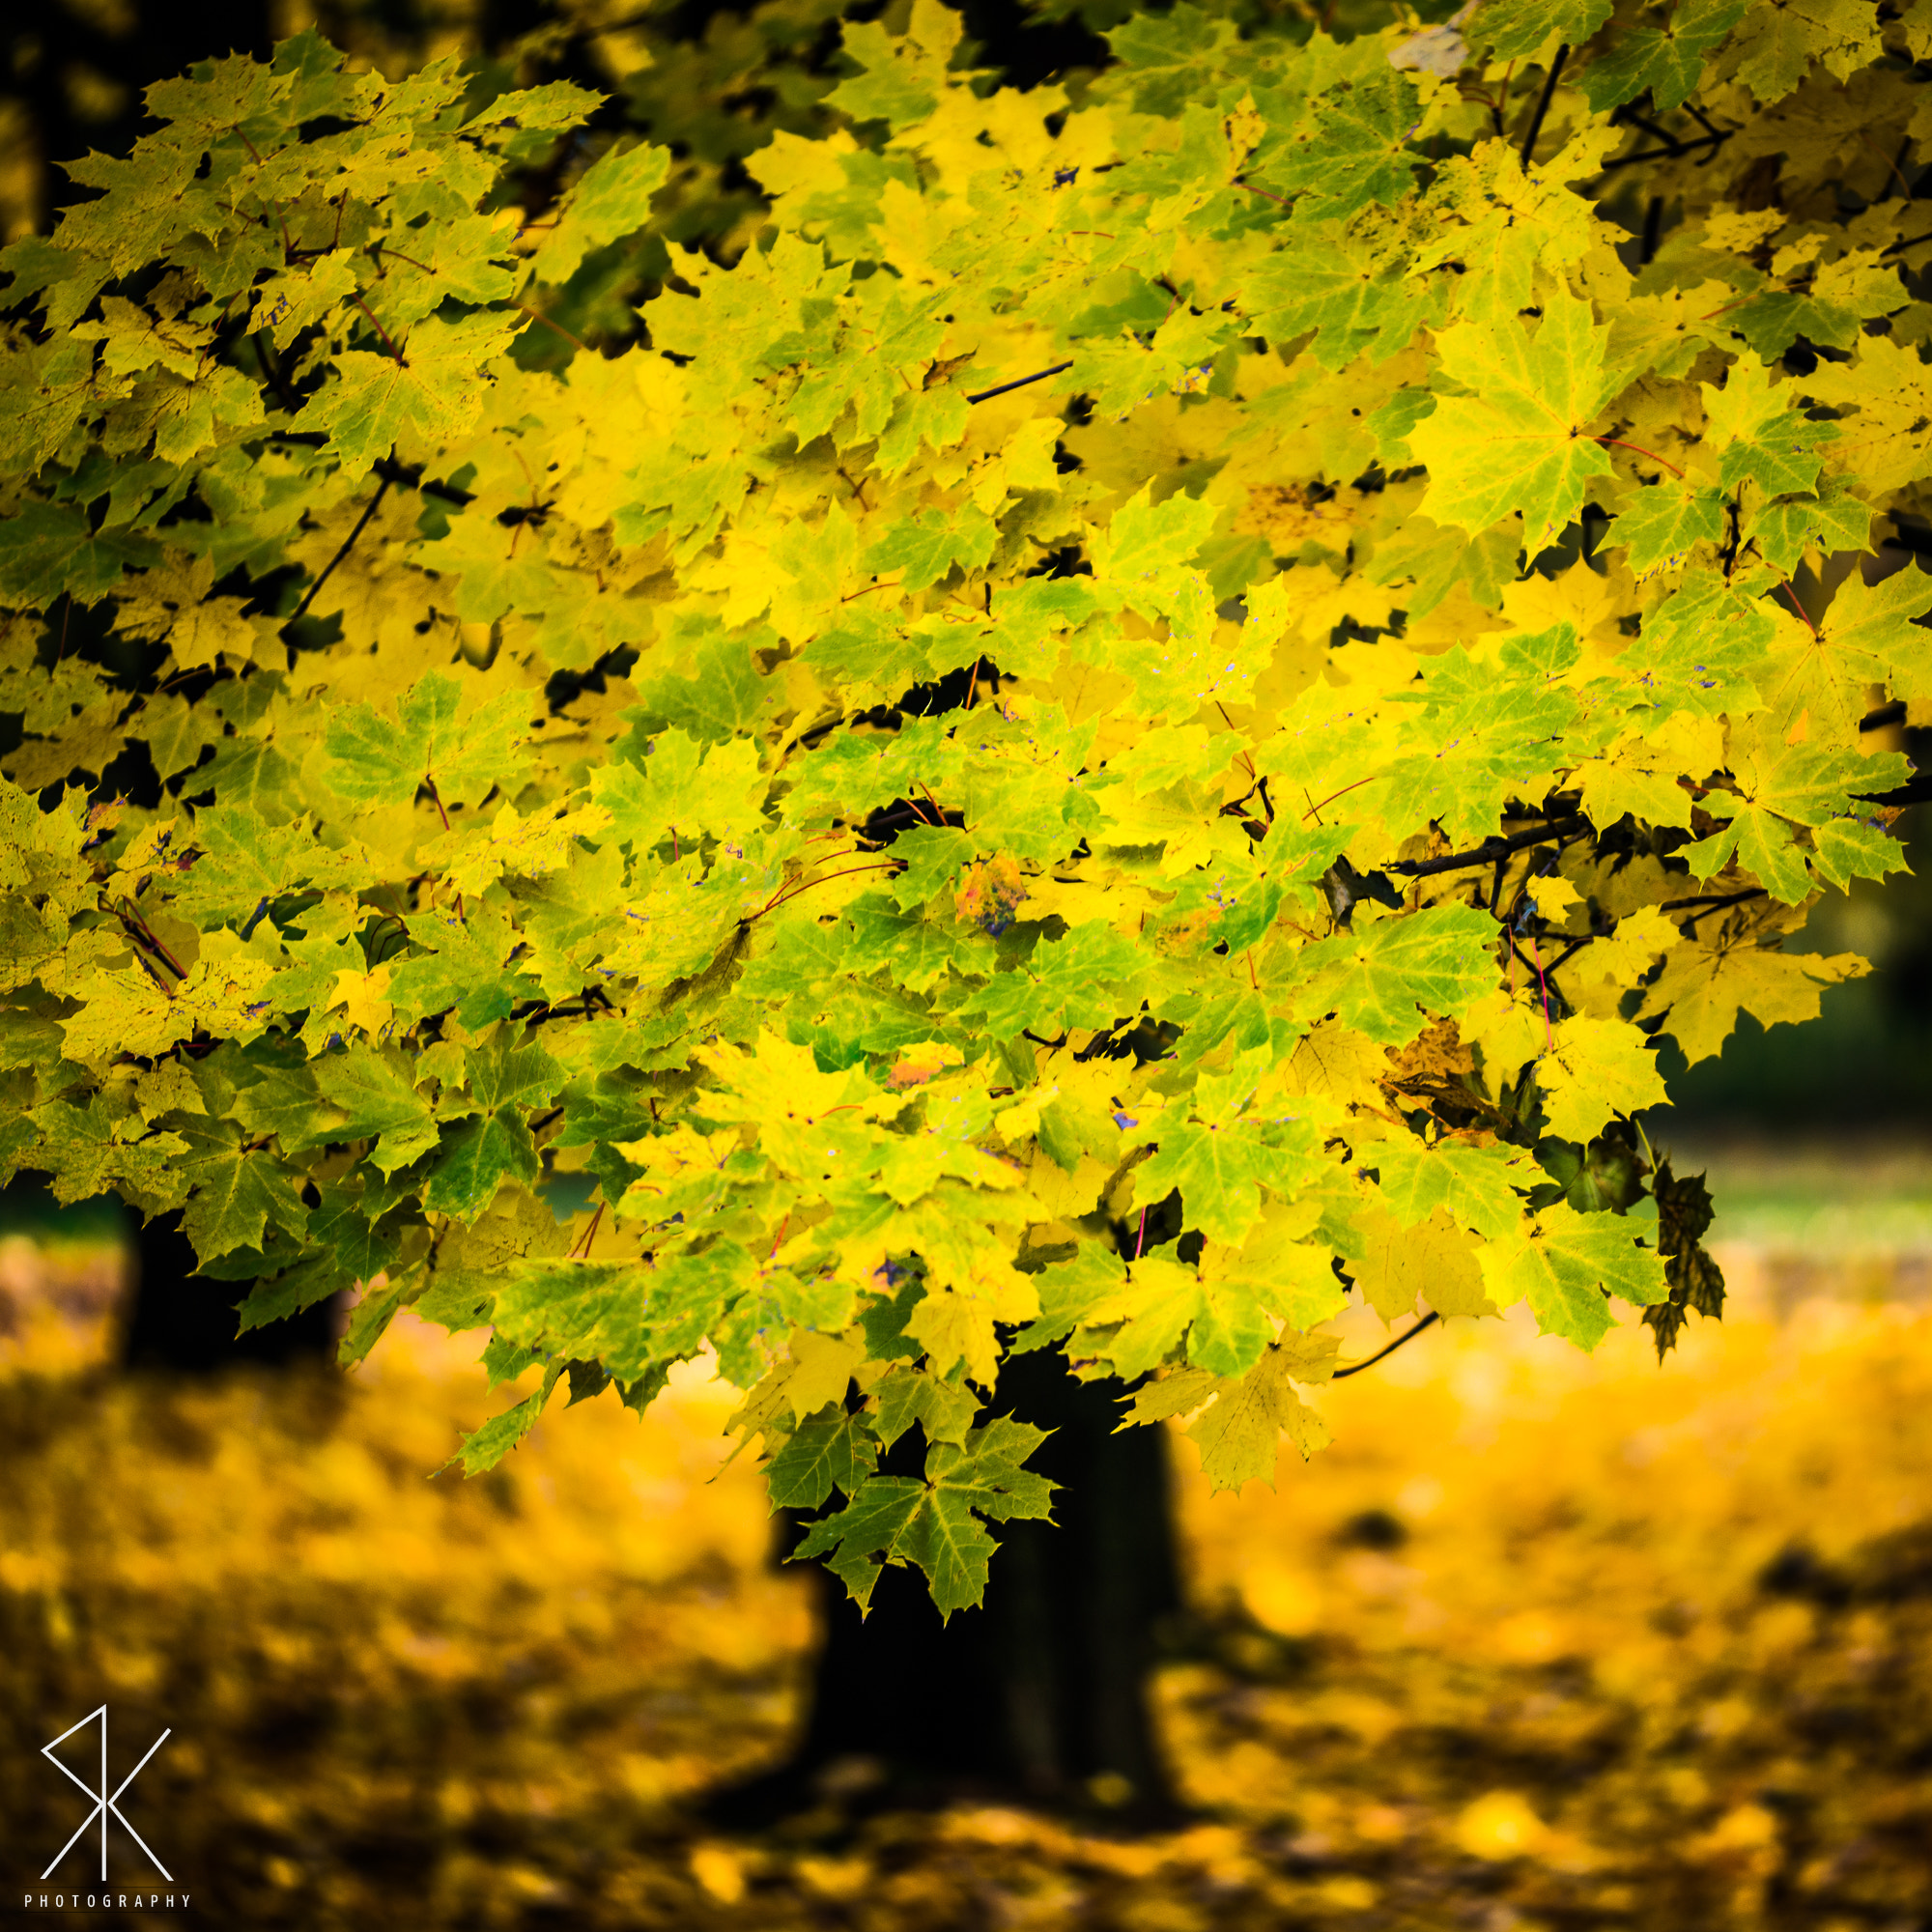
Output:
[
  {"left": 1347, "top": 1202, "right": 1489, "bottom": 1321},
  {"left": 1409, "top": 290, "right": 1617, "bottom": 544},
  {"left": 1535, "top": 1016, "right": 1668, "bottom": 1145}
]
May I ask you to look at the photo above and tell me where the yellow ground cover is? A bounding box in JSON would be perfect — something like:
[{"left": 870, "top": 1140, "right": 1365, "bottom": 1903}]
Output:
[{"left": 2, "top": 1193, "right": 1929, "bottom": 1929}]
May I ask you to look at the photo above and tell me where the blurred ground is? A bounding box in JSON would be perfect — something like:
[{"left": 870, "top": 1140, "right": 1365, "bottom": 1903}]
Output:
[{"left": 2, "top": 1138, "right": 1930, "bottom": 1930}]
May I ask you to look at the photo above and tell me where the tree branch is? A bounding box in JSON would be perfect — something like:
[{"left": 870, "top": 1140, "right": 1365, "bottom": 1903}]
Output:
[
  {"left": 1385, "top": 817, "right": 1586, "bottom": 880},
  {"left": 965, "top": 361, "right": 1074, "bottom": 405}
]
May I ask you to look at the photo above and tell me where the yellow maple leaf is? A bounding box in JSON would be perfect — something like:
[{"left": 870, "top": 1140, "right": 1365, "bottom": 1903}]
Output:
[
  {"left": 781, "top": 1327, "right": 867, "bottom": 1421},
  {"left": 1640, "top": 931, "right": 1869, "bottom": 1064},
  {"left": 1535, "top": 1016, "right": 1668, "bottom": 1146},
  {"left": 328, "top": 961, "right": 396, "bottom": 1037},
  {"left": 1348, "top": 1202, "right": 1492, "bottom": 1322}
]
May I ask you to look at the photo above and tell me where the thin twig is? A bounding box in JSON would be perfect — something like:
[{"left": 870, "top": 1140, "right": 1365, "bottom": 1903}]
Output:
[
  {"left": 965, "top": 361, "right": 1074, "bottom": 406},
  {"left": 1334, "top": 1310, "right": 1439, "bottom": 1379},
  {"left": 288, "top": 474, "right": 391, "bottom": 624},
  {"left": 1518, "top": 44, "right": 1570, "bottom": 170}
]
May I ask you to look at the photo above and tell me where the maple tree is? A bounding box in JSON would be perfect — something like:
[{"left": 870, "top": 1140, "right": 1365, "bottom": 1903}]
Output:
[{"left": 1, "top": 0, "right": 1926, "bottom": 1616}]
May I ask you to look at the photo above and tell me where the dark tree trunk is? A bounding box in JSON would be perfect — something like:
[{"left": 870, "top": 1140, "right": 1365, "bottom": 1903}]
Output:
[
  {"left": 706, "top": 1346, "right": 1185, "bottom": 1828},
  {"left": 118, "top": 1208, "right": 339, "bottom": 1373}
]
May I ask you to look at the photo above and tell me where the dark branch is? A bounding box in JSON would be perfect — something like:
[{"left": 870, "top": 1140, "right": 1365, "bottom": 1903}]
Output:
[
  {"left": 1518, "top": 45, "right": 1570, "bottom": 169},
  {"left": 1386, "top": 816, "right": 1587, "bottom": 880},
  {"left": 1594, "top": 130, "right": 1729, "bottom": 174},
  {"left": 966, "top": 361, "right": 1074, "bottom": 405}
]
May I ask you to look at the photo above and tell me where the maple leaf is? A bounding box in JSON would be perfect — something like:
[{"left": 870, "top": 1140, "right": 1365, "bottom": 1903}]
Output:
[
  {"left": 1171, "top": 1335, "right": 1340, "bottom": 1494},
  {"left": 1480, "top": 1202, "right": 1668, "bottom": 1351},
  {"left": 1347, "top": 1201, "right": 1490, "bottom": 1321},
  {"left": 298, "top": 311, "right": 520, "bottom": 478},
  {"left": 1474, "top": 0, "right": 1613, "bottom": 62},
  {"left": 1577, "top": 0, "right": 1749, "bottom": 110},
  {"left": 1640, "top": 915, "right": 1869, "bottom": 1064},
  {"left": 792, "top": 1415, "right": 1054, "bottom": 1616},
  {"left": 1715, "top": 0, "right": 1884, "bottom": 102},
  {"left": 323, "top": 668, "right": 535, "bottom": 810},
  {"left": 523, "top": 141, "right": 670, "bottom": 289},
  {"left": 1409, "top": 290, "right": 1618, "bottom": 544},
  {"left": 1535, "top": 1017, "right": 1669, "bottom": 1146},
  {"left": 1290, "top": 904, "right": 1498, "bottom": 1048}
]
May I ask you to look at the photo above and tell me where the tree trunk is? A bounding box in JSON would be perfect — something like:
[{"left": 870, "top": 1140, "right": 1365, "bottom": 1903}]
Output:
[
  {"left": 119, "top": 1208, "right": 339, "bottom": 1373},
  {"left": 705, "top": 1346, "right": 1185, "bottom": 1827}
]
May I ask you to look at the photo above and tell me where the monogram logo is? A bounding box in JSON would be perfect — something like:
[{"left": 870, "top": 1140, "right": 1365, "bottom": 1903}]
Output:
[{"left": 41, "top": 1706, "right": 173, "bottom": 1882}]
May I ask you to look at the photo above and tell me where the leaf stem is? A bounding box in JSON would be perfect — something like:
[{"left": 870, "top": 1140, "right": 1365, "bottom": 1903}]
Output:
[
  {"left": 746, "top": 861, "right": 901, "bottom": 924},
  {"left": 1596, "top": 437, "right": 1685, "bottom": 478},
  {"left": 352, "top": 296, "right": 407, "bottom": 366}
]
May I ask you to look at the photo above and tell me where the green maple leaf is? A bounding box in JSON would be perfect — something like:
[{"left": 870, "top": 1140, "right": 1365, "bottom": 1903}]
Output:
[
  {"left": 862, "top": 505, "right": 997, "bottom": 592},
  {"left": 424, "top": 1111, "right": 540, "bottom": 1223},
  {"left": 591, "top": 728, "right": 766, "bottom": 850},
  {"left": 624, "top": 615, "right": 773, "bottom": 747},
  {"left": 1251, "top": 37, "right": 1428, "bottom": 219},
  {"left": 1622, "top": 572, "right": 1774, "bottom": 718},
  {"left": 1365, "top": 1134, "right": 1535, "bottom": 1239},
  {"left": 0, "top": 502, "right": 160, "bottom": 610},
  {"left": 1473, "top": 0, "right": 1613, "bottom": 61},
  {"left": 1577, "top": 0, "right": 1748, "bottom": 110},
  {"left": 312, "top": 1042, "right": 440, "bottom": 1173},
  {"left": 523, "top": 141, "right": 670, "bottom": 289},
  {"left": 297, "top": 311, "right": 520, "bottom": 478},
  {"left": 1747, "top": 477, "right": 1871, "bottom": 576},
  {"left": 26, "top": 1096, "right": 188, "bottom": 1208},
  {"left": 162, "top": 805, "right": 373, "bottom": 928},
  {"left": 867, "top": 1364, "right": 979, "bottom": 1450},
  {"left": 170, "top": 1115, "right": 310, "bottom": 1264},
  {"left": 1483, "top": 1201, "right": 1668, "bottom": 1351},
  {"left": 448, "top": 1361, "right": 565, "bottom": 1476},
  {"left": 384, "top": 904, "right": 540, "bottom": 1031},
  {"left": 1608, "top": 478, "right": 1726, "bottom": 579},
  {"left": 794, "top": 1416, "right": 1054, "bottom": 1617},
  {"left": 1291, "top": 903, "right": 1498, "bottom": 1047},
  {"left": 490, "top": 1257, "right": 655, "bottom": 1378},
  {"left": 323, "top": 668, "right": 534, "bottom": 810},
  {"left": 1409, "top": 290, "right": 1617, "bottom": 544},
  {"left": 767, "top": 1406, "right": 881, "bottom": 1509},
  {"left": 1132, "top": 1125, "right": 1276, "bottom": 1250},
  {"left": 959, "top": 922, "right": 1144, "bottom": 1042}
]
